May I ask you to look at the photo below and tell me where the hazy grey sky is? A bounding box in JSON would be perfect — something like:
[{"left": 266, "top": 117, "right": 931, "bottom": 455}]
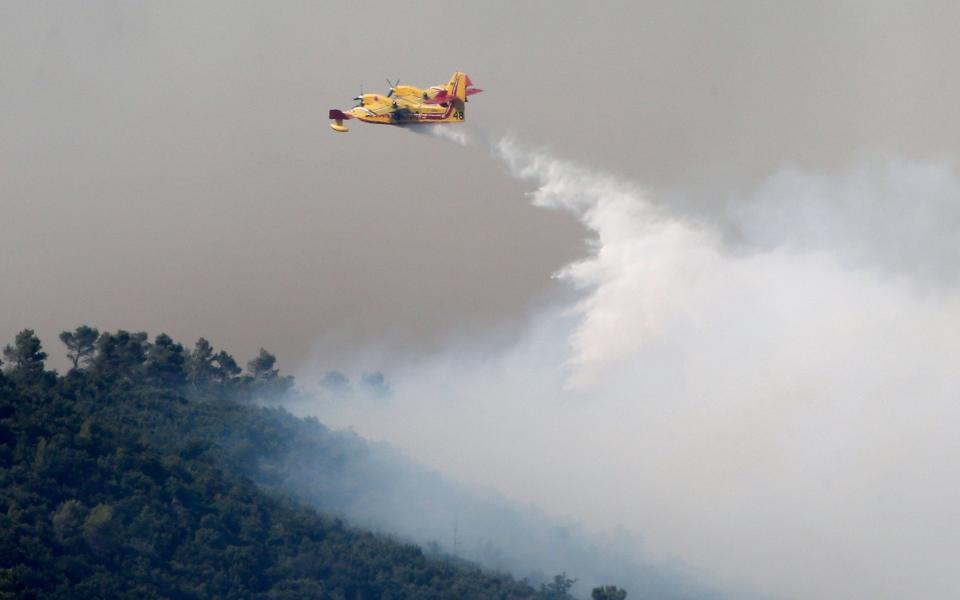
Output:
[{"left": 4, "top": 1, "right": 959, "bottom": 369}]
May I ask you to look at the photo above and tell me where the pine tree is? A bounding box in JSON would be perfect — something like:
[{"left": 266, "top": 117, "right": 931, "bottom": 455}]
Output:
[
  {"left": 2, "top": 329, "right": 47, "bottom": 382},
  {"left": 59, "top": 326, "right": 100, "bottom": 370}
]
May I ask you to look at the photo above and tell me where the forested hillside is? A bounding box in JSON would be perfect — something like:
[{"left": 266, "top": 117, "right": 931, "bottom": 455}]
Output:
[{"left": 0, "top": 328, "right": 624, "bottom": 599}]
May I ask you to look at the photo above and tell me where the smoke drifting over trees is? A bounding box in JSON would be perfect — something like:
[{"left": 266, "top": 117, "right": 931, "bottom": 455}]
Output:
[
  {"left": 1, "top": 328, "right": 644, "bottom": 599},
  {"left": 301, "top": 132, "right": 960, "bottom": 600}
]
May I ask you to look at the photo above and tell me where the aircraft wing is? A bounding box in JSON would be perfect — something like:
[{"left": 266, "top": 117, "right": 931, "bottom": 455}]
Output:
[
  {"left": 361, "top": 103, "right": 397, "bottom": 117},
  {"left": 391, "top": 89, "right": 420, "bottom": 100},
  {"left": 390, "top": 94, "right": 425, "bottom": 110}
]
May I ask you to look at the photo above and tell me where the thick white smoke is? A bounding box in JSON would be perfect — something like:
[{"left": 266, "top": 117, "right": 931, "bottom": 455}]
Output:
[{"left": 303, "top": 128, "right": 960, "bottom": 600}]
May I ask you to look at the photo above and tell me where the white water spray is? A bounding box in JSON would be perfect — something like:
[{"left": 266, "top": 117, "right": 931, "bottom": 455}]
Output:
[{"left": 308, "top": 126, "right": 960, "bottom": 600}]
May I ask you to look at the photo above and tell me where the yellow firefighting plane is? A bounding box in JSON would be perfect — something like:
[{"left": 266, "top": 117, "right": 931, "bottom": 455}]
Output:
[{"left": 329, "top": 71, "right": 481, "bottom": 132}]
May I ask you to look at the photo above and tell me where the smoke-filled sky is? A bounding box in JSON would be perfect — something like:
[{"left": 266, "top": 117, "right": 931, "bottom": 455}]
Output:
[
  {"left": 5, "top": 1, "right": 960, "bottom": 365},
  {"left": 4, "top": 2, "right": 960, "bottom": 598},
  {"left": 308, "top": 131, "right": 960, "bottom": 599}
]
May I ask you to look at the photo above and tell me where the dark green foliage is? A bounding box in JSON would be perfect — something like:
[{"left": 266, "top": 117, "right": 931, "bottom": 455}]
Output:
[
  {"left": 592, "top": 585, "right": 627, "bottom": 600},
  {"left": 245, "top": 348, "right": 294, "bottom": 401},
  {"left": 2, "top": 329, "right": 47, "bottom": 383},
  {"left": 212, "top": 351, "right": 242, "bottom": 380},
  {"left": 59, "top": 326, "right": 100, "bottom": 370},
  {"left": 247, "top": 348, "right": 278, "bottom": 379},
  {"left": 91, "top": 330, "right": 149, "bottom": 380},
  {"left": 0, "top": 328, "right": 580, "bottom": 600},
  {"left": 145, "top": 334, "right": 188, "bottom": 386},
  {"left": 189, "top": 338, "right": 242, "bottom": 388},
  {"left": 187, "top": 337, "right": 217, "bottom": 385},
  {"left": 541, "top": 573, "right": 577, "bottom": 599}
]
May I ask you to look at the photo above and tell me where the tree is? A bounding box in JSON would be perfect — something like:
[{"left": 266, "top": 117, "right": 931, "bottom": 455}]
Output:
[
  {"left": 145, "top": 334, "right": 187, "bottom": 386},
  {"left": 592, "top": 585, "right": 627, "bottom": 600},
  {"left": 212, "top": 350, "right": 241, "bottom": 381},
  {"left": 189, "top": 339, "right": 242, "bottom": 386},
  {"left": 82, "top": 503, "right": 118, "bottom": 555},
  {"left": 59, "top": 325, "right": 100, "bottom": 370},
  {"left": 92, "top": 330, "right": 149, "bottom": 378},
  {"left": 0, "top": 328, "right": 586, "bottom": 600},
  {"left": 2, "top": 329, "right": 47, "bottom": 381},
  {"left": 541, "top": 573, "right": 577, "bottom": 599},
  {"left": 52, "top": 500, "right": 86, "bottom": 543},
  {"left": 247, "top": 348, "right": 278, "bottom": 380},
  {"left": 187, "top": 338, "right": 216, "bottom": 386},
  {"left": 320, "top": 370, "right": 351, "bottom": 396},
  {"left": 360, "top": 372, "right": 390, "bottom": 397}
]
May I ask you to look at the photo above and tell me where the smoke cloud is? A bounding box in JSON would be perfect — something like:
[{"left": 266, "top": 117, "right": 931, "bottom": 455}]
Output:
[{"left": 298, "top": 128, "right": 960, "bottom": 599}]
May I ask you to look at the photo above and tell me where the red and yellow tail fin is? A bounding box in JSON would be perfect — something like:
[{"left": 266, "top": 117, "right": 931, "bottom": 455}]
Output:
[{"left": 445, "top": 72, "right": 469, "bottom": 102}]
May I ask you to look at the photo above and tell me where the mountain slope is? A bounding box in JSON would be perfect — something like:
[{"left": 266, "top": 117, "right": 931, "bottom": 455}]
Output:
[{"left": 0, "top": 329, "right": 581, "bottom": 600}]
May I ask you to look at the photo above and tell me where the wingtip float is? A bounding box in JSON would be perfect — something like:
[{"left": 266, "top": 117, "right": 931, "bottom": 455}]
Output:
[{"left": 329, "top": 71, "right": 481, "bottom": 133}]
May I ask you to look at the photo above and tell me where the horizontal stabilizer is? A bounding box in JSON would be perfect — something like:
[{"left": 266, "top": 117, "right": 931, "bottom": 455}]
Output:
[{"left": 423, "top": 91, "right": 451, "bottom": 105}]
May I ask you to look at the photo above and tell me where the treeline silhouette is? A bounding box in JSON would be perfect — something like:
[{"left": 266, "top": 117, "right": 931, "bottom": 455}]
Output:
[{"left": 0, "top": 328, "right": 626, "bottom": 599}]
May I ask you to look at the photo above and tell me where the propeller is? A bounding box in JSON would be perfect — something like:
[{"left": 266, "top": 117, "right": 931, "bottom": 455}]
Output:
[
  {"left": 353, "top": 83, "right": 364, "bottom": 106},
  {"left": 386, "top": 78, "right": 399, "bottom": 98}
]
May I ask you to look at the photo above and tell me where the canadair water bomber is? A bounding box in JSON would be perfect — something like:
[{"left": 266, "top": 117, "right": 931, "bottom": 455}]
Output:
[{"left": 329, "top": 71, "right": 481, "bottom": 132}]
